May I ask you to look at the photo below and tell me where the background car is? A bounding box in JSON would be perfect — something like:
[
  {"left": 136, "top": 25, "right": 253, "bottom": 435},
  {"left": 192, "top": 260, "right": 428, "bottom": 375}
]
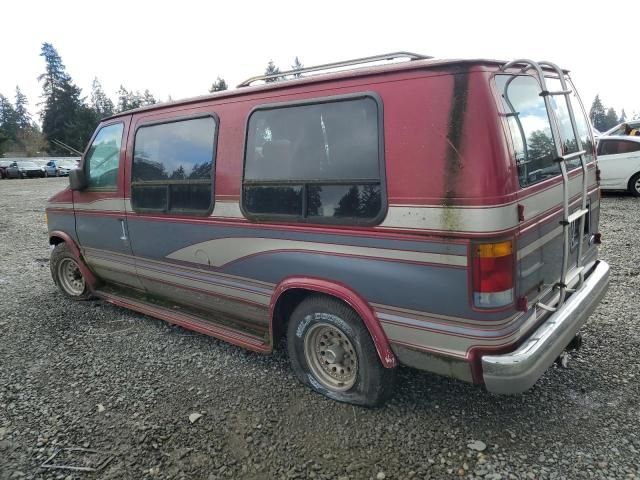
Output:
[
  {"left": 602, "top": 120, "right": 640, "bottom": 137},
  {"left": 45, "top": 159, "right": 77, "bottom": 177},
  {"left": 4, "top": 160, "right": 46, "bottom": 179},
  {"left": 596, "top": 135, "right": 640, "bottom": 196},
  {"left": 0, "top": 160, "right": 12, "bottom": 179}
]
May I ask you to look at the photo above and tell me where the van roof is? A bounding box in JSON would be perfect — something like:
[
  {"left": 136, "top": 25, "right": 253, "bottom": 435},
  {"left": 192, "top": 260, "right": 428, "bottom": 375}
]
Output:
[{"left": 104, "top": 57, "right": 519, "bottom": 121}]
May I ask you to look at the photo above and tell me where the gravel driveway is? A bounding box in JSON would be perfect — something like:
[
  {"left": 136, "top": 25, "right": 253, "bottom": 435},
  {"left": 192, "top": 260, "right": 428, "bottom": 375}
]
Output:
[{"left": 1, "top": 177, "right": 638, "bottom": 480}]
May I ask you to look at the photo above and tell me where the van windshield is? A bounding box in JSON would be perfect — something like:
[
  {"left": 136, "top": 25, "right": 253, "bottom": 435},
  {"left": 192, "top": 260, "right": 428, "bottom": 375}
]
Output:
[{"left": 495, "top": 75, "right": 592, "bottom": 187}]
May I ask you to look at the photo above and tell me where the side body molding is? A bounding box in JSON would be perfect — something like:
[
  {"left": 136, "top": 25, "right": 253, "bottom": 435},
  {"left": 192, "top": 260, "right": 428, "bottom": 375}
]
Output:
[
  {"left": 48, "top": 230, "right": 98, "bottom": 289},
  {"left": 270, "top": 276, "right": 398, "bottom": 368}
]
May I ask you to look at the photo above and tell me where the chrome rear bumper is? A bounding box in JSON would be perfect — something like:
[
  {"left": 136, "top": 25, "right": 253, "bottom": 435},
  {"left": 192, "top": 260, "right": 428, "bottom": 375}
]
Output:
[{"left": 482, "top": 260, "right": 610, "bottom": 394}]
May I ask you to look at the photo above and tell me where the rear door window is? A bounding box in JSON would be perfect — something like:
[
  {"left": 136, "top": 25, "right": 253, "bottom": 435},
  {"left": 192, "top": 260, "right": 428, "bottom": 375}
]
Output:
[
  {"left": 496, "top": 75, "right": 591, "bottom": 187},
  {"left": 242, "top": 95, "right": 384, "bottom": 224}
]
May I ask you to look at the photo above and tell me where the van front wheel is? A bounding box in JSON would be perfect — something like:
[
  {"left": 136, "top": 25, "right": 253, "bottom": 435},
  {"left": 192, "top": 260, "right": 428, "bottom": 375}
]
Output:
[
  {"left": 287, "top": 295, "right": 396, "bottom": 407},
  {"left": 50, "top": 243, "right": 91, "bottom": 300}
]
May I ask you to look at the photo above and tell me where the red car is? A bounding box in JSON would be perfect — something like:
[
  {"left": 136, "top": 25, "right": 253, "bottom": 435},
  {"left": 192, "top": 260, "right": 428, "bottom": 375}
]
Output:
[
  {"left": 0, "top": 160, "right": 11, "bottom": 178},
  {"left": 46, "top": 52, "right": 609, "bottom": 406}
]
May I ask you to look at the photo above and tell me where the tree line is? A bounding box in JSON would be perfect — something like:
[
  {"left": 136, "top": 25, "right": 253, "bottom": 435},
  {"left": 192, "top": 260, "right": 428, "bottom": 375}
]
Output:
[
  {"left": 6, "top": 44, "right": 634, "bottom": 157},
  {"left": 589, "top": 95, "right": 636, "bottom": 133},
  {"left": 0, "top": 42, "right": 305, "bottom": 157}
]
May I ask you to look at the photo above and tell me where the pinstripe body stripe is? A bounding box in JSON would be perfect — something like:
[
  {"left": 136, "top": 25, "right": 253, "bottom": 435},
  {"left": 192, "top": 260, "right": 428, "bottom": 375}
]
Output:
[{"left": 166, "top": 237, "right": 467, "bottom": 268}]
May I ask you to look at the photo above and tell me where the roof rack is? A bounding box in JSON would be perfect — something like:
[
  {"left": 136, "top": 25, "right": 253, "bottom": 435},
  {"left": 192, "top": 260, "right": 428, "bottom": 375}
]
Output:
[{"left": 236, "top": 51, "right": 431, "bottom": 88}]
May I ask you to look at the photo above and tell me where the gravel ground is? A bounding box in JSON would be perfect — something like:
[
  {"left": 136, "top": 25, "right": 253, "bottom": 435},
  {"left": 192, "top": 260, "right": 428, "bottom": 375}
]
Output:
[{"left": 0, "top": 177, "right": 638, "bottom": 480}]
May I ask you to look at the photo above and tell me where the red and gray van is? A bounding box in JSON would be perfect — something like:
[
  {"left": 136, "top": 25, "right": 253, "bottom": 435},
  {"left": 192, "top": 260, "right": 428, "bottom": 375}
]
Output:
[{"left": 46, "top": 53, "right": 610, "bottom": 406}]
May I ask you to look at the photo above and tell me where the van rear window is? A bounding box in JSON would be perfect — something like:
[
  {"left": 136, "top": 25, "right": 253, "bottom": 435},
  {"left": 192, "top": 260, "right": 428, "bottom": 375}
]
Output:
[
  {"left": 242, "top": 95, "right": 384, "bottom": 224},
  {"left": 132, "top": 116, "right": 217, "bottom": 214},
  {"left": 496, "top": 75, "right": 592, "bottom": 187}
]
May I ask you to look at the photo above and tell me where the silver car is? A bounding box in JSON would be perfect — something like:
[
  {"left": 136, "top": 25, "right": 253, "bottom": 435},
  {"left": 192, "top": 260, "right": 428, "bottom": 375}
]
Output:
[{"left": 44, "top": 159, "right": 77, "bottom": 177}]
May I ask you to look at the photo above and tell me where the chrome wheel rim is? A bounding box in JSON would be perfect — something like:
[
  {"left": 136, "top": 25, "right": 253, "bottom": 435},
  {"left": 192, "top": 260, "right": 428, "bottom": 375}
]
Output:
[
  {"left": 304, "top": 322, "right": 358, "bottom": 392},
  {"left": 57, "top": 258, "right": 85, "bottom": 296}
]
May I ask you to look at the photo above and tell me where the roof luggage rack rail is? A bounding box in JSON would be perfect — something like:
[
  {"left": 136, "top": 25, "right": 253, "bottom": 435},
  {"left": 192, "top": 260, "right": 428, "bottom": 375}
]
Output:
[
  {"left": 236, "top": 51, "right": 432, "bottom": 88},
  {"left": 501, "top": 59, "right": 589, "bottom": 313}
]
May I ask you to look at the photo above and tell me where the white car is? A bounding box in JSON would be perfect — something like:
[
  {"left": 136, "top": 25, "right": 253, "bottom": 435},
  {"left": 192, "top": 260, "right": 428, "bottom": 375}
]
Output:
[
  {"left": 596, "top": 135, "right": 640, "bottom": 196},
  {"left": 602, "top": 120, "right": 640, "bottom": 137}
]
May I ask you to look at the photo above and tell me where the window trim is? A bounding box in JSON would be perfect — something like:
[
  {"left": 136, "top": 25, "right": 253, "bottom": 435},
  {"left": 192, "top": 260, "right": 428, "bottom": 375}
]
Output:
[
  {"left": 84, "top": 121, "right": 125, "bottom": 192},
  {"left": 240, "top": 92, "right": 387, "bottom": 226},
  {"left": 131, "top": 113, "right": 219, "bottom": 216}
]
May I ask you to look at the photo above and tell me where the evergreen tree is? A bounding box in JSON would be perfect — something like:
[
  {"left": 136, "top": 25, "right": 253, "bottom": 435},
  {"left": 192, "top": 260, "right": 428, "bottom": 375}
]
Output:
[
  {"left": 0, "top": 128, "right": 9, "bottom": 156},
  {"left": 620, "top": 109, "right": 627, "bottom": 123},
  {"left": 264, "top": 60, "right": 281, "bottom": 83},
  {"left": 334, "top": 186, "right": 361, "bottom": 217},
  {"left": 209, "top": 77, "right": 228, "bottom": 92},
  {"left": 589, "top": 95, "right": 607, "bottom": 132},
  {"left": 116, "top": 85, "right": 131, "bottom": 112},
  {"left": 291, "top": 57, "right": 304, "bottom": 78},
  {"left": 14, "top": 86, "right": 31, "bottom": 130},
  {"left": 90, "top": 78, "right": 115, "bottom": 118},
  {"left": 116, "top": 85, "right": 146, "bottom": 112},
  {"left": 142, "top": 89, "right": 157, "bottom": 106},
  {"left": 128, "top": 90, "right": 144, "bottom": 109},
  {"left": 38, "top": 42, "right": 94, "bottom": 153},
  {"left": 170, "top": 165, "right": 186, "bottom": 179},
  {"left": 604, "top": 107, "right": 619, "bottom": 131},
  {"left": 527, "top": 130, "right": 555, "bottom": 165},
  {"left": 0, "top": 94, "right": 18, "bottom": 142}
]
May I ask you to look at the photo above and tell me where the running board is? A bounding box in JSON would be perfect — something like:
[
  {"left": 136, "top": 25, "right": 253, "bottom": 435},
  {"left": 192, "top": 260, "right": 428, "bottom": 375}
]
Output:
[{"left": 94, "top": 289, "right": 271, "bottom": 353}]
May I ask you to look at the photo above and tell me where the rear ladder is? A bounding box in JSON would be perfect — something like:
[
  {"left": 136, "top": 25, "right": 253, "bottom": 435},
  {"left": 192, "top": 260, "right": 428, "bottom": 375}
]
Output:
[{"left": 501, "top": 59, "right": 589, "bottom": 312}]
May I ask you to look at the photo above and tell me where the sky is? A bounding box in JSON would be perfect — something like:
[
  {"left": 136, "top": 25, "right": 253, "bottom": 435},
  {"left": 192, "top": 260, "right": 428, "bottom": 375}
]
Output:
[{"left": 2, "top": 0, "right": 638, "bottom": 124}]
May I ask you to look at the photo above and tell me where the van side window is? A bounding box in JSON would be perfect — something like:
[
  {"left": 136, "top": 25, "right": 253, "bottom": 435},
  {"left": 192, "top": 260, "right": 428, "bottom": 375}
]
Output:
[
  {"left": 131, "top": 116, "right": 216, "bottom": 215},
  {"left": 86, "top": 123, "right": 124, "bottom": 190},
  {"left": 242, "top": 95, "right": 384, "bottom": 223},
  {"left": 496, "top": 75, "right": 592, "bottom": 187}
]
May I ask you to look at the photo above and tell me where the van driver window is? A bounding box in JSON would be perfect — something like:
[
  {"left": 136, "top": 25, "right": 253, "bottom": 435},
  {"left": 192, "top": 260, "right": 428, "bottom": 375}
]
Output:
[
  {"left": 131, "top": 116, "right": 216, "bottom": 214},
  {"left": 242, "top": 96, "right": 383, "bottom": 223},
  {"left": 86, "top": 123, "right": 124, "bottom": 189}
]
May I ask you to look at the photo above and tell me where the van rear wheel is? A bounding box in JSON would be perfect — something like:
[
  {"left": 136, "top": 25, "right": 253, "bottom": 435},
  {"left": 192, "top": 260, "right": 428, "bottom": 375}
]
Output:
[
  {"left": 50, "top": 243, "right": 91, "bottom": 300},
  {"left": 629, "top": 173, "right": 640, "bottom": 197},
  {"left": 287, "top": 295, "right": 396, "bottom": 407}
]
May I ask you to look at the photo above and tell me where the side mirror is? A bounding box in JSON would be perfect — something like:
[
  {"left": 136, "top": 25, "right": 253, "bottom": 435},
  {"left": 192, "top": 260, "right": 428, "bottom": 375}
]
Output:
[{"left": 69, "top": 168, "right": 88, "bottom": 191}]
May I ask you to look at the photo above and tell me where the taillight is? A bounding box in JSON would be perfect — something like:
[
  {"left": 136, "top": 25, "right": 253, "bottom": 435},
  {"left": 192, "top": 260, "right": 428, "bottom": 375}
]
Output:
[{"left": 472, "top": 240, "right": 514, "bottom": 308}]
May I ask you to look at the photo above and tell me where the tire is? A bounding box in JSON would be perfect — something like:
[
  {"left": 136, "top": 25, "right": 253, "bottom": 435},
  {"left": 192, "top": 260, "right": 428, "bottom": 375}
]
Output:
[
  {"left": 287, "top": 295, "right": 396, "bottom": 407},
  {"left": 19, "top": 172, "right": 24, "bottom": 179},
  {"left": 44, "top": 171, "right": 49, "bottom": 178},
  {"left": 50, "top": 243, "right": 92, "bottom": 300},
  {"left": 628, "top": 173, "right": 640, "bottom": 197}
]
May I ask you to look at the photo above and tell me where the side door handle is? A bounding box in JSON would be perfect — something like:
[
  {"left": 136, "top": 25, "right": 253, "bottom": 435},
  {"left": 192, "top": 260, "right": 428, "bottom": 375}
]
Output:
[{"left": 119, "top": 218, "right": 128, "bottom": 241}]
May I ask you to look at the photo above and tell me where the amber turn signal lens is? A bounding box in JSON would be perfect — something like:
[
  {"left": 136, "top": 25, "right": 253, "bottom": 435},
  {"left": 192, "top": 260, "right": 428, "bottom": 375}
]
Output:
[{"left": 476, "top": 241, "right": 512, "bottom": 258}]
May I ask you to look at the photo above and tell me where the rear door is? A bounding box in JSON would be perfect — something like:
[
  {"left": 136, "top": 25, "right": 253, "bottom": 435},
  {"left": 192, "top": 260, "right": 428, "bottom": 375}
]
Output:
[
  {"left": 495, "top": 74, "right": 598, "bottom": 306},
  {"left": 73, "top": 116, "right": 143, "bottom": 290}
]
